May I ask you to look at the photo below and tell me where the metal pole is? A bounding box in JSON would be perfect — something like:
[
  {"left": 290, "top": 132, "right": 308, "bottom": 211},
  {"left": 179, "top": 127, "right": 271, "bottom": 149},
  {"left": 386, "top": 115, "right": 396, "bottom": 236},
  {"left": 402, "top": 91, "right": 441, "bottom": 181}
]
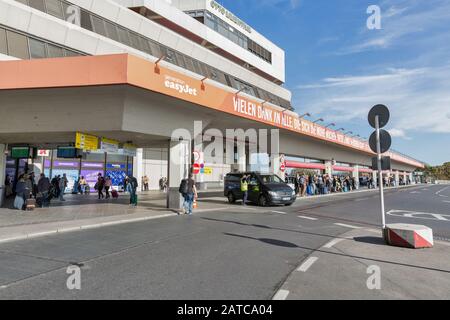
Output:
[{"left": 375, "top": 115, "right": 386, "bottom": 229}]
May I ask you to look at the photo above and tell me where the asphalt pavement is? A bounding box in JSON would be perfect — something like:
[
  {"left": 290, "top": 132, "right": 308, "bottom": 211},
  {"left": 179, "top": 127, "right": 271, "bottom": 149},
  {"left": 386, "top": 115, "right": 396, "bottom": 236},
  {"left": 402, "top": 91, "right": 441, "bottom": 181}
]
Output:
[{"left": 0, "top": 184, "right": 448, "bottom": 299}]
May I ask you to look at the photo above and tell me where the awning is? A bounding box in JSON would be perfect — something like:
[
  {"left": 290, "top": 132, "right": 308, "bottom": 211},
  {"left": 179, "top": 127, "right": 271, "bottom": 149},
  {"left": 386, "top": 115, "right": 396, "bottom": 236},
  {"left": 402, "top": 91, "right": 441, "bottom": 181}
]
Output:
[{"left": 285, "top": 161, "right": 326, "bottom": 170}]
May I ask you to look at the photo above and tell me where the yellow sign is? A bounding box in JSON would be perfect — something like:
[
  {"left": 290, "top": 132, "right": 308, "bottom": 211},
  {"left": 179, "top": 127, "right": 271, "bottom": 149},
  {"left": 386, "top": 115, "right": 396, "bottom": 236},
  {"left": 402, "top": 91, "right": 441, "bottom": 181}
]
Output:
[
  {"left": 75, "top": 132, "right": 99, "bottom": 151},
  {"left": 203, "top": 167, "right": 213, "bottom": 175}
]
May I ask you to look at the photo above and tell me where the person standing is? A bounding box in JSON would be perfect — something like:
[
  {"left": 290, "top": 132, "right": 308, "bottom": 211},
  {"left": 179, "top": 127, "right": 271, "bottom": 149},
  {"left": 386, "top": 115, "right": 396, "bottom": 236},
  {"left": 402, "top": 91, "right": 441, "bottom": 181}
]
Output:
[
  {"left": 240, "top": 175, "right": 249, "bottom": 206},
  {"left": 143, "top": 175, "right": 149, "bottom": 191},
  {"left": 14, "top": 175, "right": 28, "bottom": 210},
  {"left": 58, "top": 174, "right": 68, "bottom": 201},
  {"left": 95, "top": 173, "right": 105, "bottom": 200},
  {"left": 182, "top": 174, "right": 197, "bottom": 215},
  {"left": 37, "top": 173, "right": 51, "bottom": 208},
  {"left": 79, "top": 176, "right": 87, "bottom": 194},
  {"left": 126, "top": 176, "right": 138, "bottom": 207},
  {"left": 104, "top": 176, "right": 112, "bottom": 199}
]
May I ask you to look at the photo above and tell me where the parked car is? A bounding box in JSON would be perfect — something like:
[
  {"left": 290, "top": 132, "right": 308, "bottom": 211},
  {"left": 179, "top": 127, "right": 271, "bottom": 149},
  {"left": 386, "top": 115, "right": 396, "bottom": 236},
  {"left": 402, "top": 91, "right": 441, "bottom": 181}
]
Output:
[{"left": 224, "top": 172, "right": 297, "bottom": 206}]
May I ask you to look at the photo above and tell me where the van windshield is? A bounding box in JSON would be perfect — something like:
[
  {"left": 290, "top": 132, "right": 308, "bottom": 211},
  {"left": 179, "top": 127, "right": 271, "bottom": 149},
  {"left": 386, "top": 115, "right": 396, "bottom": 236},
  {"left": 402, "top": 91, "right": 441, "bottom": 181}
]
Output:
[{"left": 259, "top": 175, "right": 284, "bottom": 184}]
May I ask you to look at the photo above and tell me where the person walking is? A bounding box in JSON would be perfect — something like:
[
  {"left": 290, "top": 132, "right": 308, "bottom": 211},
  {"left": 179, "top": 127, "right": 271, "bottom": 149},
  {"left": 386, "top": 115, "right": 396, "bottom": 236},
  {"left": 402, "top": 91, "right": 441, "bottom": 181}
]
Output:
[
  {"left": 14, "top": 175, "right": 28, "bottom": 210},
  {"left": 58, "top": 174, "right": 68, "bottom": 201},
  {"left": 126, "top": 175, "right": 138, "bottom": 206},
  {"left": 180, "top": 173, "right": 197, "bottom": 215},
  {"left": 95, "top": 173, "right": 105, "bottom": 200},
  {"left": 240, "top": 175, "right": 249, "bottom": 206},
  {"left": 104, "top": 176, "right": 112, "bottom": 199},
  {"left": 37, "top": 173, "right": 51, "bottom": 208}
]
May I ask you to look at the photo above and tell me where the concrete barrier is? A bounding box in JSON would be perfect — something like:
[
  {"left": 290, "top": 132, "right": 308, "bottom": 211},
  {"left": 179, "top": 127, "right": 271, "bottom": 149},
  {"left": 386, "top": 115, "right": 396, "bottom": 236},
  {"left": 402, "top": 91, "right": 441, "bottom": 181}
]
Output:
[{"left": 385, "top": 223, "right": 433, "bottom": 249}]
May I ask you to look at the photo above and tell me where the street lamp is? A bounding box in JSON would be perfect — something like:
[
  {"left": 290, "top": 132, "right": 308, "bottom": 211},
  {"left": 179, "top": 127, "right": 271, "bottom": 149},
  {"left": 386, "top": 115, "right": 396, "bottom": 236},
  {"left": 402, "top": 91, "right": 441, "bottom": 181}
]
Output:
[
  {"left": 299, "top": 112, "right": 311, "bottom": 118},
  {"left": 313, "top": 118, "right": 324, "bottom": 124},
  {"left": 325, "top": 123, "right": 336, "bottom": 128}
]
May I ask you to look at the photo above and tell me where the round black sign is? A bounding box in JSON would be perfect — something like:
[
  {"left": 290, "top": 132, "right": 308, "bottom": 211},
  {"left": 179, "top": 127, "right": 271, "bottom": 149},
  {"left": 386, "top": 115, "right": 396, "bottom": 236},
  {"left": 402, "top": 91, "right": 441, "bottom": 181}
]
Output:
[
  {"left": 368, "top": 104, "right": 390, "bottom": 129},
  {"left": 369, "top": 130, "right": 392, "bottom": 154}
]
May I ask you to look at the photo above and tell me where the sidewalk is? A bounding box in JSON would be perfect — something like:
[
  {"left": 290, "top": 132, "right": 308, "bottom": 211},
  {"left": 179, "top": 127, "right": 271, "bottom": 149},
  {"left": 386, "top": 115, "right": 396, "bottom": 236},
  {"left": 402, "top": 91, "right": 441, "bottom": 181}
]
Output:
[{"left": 275, "top": 228, "right": 450, "bottom": 300}]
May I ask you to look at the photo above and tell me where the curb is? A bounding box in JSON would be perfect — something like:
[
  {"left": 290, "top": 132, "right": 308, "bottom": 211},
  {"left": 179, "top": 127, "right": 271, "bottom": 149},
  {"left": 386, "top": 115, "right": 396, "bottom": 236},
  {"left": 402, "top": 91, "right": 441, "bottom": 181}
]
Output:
[
  {"left": 0, "top": 213, "right": 175, "bottom": 245},
  {"left": 294, "top": 184, "right": 421, "bottom": 201}
]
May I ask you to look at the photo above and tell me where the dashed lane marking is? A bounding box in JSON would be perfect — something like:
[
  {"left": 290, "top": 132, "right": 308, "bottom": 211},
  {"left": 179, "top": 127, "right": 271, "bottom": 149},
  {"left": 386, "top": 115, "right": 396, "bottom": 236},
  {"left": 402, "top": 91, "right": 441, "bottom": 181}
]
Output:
[
  {"left": 273, "top": 289, "right": 290, "bottom": 300},
  {"left": 297, "top": 257, "right": 319, "bottom": 272},
  {"left": 272, "top": 211, "right": 287, "bottom": 215},
  {"left": 322, "top": 238, "right": 345, "bottom": 249},
  {"left": 297, "top": 216, "right": 318, "bottom": 221},
  {"left": 334, "top": 223, "right": 362, "bottom": 229},
  {"left": 436, "top": 186, "right": 450, "bottom": 198},
  {"left": 355, "top": 198, "right": 370, "bottom": 202}
]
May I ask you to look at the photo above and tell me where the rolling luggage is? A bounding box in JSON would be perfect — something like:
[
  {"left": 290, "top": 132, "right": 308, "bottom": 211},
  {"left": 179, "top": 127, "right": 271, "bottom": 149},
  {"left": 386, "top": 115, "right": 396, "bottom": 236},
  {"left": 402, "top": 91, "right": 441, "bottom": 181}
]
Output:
[
  {"left": 111, "top": 189, "right": 119, "bottom": 199},
  {"left": 26, "top": 198, "right": 36, "bottom": 211}
]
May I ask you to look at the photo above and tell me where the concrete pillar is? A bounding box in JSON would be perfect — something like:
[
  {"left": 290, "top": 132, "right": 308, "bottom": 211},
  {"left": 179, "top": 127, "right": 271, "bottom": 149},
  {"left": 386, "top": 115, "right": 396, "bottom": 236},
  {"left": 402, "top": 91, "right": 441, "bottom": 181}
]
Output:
[
  {"left": 352, "top": 165, "right": 359, "bottom": 189},
  {"left": 373, "top": 171, "right": 378, "bottom": 187},
  {"left": 0, "top": 144, "right": 6, "bottom": 207},
  {"left": 395, "top": 171, "right": 400, "bottom": 186},
  {"left": 409, "top": 172, "right": 414, "bottom": 184},
  {"left": 325, "top": 161, "right": 333, "bottom": 176},
  {"left": 271, "top": 154, "right": 285, "bottom": 181},
  {"left": 237, "top": 142, "right": 246, "bottom": 172},
  {"left": 167, "top": 139, "right": 190, "bottom": 210},
  {"left": 134, "top": 148, "right": 144, "bottom": 192}
]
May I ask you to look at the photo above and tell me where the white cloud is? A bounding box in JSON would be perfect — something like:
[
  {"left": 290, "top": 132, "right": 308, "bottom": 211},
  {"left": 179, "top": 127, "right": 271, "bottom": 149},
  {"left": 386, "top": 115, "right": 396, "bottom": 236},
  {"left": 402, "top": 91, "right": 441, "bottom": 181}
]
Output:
[
  {"left": 337, "top": 0, "right": 450, "bottom": 55},
  {"left": 295, "top": 65, "right": 450, "bottom": 135}
]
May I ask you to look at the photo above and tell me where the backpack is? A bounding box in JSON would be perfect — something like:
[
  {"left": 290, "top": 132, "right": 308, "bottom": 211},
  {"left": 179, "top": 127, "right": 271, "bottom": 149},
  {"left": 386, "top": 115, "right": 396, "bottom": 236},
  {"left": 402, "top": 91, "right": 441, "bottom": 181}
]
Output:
[{"left": 179, "top": 179, "right": 188, "bottom": 194}]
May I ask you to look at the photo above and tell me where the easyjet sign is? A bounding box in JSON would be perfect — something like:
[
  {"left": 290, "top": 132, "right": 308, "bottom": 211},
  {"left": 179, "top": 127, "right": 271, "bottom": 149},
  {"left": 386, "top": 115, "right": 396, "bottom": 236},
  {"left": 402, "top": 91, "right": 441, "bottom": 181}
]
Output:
[{"left": 164, "top": 75, "right": 198, "bottom": 97}]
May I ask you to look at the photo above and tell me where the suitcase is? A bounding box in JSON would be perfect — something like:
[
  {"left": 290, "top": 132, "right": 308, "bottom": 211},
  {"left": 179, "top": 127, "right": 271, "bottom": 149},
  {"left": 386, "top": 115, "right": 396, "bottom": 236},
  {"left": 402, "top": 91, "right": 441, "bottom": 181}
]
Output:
[
  {"left": 111, "top": 190, "right": 119, "bottom": 199},
  {"left": 26, "top": 198, "right": 36, "bottom": 211}
]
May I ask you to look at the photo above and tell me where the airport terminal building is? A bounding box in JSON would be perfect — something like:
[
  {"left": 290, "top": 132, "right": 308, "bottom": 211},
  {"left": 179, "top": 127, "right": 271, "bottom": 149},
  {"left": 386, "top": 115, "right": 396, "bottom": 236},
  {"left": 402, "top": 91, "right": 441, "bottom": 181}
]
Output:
[{"left": 0, "top": 0, "right": 424, "bottom": 208}]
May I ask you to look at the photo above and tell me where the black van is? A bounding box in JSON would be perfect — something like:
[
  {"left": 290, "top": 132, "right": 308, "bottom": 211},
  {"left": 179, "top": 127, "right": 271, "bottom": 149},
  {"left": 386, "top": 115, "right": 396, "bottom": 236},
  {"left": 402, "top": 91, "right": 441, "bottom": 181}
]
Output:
[{"left": 224, "top": 172, "right": 296, "bottom": 206}]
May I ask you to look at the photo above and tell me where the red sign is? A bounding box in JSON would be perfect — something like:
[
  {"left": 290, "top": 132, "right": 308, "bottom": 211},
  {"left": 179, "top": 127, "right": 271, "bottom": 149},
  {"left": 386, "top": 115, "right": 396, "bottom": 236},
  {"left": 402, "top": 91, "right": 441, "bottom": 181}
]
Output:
[
  {"left": 280, "top": 164, "right": 286, "bottom": 173},
  {"left": 193, "top": 163, "right": 200, "bottom": 175}
]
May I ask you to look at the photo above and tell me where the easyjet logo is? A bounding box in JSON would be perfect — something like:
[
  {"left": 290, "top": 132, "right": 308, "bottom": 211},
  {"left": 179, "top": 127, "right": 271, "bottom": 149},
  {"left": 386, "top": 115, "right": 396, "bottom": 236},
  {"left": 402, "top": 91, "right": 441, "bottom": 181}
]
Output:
[{"left": 164, "top": 76, "right": 198, "bottom": 96}]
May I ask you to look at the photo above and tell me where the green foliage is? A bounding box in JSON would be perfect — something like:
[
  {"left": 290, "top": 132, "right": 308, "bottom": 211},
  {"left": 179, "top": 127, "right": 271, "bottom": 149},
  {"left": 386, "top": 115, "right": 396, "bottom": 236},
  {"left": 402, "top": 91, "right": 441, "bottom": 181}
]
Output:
[{"left": 422, "top": 162, "right": 450, "bottom": 180}]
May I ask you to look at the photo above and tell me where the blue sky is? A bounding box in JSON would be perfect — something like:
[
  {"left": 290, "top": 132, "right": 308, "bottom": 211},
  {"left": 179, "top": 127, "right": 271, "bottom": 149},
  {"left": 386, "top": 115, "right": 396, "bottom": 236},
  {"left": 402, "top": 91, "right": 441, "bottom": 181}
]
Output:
[{"left": 220, "top": 0, "right": 450, "bottom": 165}]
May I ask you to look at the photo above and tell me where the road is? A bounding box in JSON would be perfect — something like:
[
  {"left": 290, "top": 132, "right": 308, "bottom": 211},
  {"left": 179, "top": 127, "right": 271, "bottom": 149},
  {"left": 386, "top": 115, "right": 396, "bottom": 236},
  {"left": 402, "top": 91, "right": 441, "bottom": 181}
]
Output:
[{"left": 0, "top": 184, "right": 448, "bottom": 299}]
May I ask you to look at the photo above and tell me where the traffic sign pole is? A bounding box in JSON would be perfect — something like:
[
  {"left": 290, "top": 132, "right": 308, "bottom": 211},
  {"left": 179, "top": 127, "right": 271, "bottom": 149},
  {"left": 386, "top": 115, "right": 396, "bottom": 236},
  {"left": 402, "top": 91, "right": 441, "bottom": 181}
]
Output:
[{"left": 375, "top": 115, "right": 386, "bottom": 230}]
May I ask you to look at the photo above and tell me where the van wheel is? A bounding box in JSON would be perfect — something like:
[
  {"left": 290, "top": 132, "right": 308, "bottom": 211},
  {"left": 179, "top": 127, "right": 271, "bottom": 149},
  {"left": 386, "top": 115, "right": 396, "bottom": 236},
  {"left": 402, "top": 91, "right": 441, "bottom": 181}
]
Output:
[
  {"left": 227, "top": 192, "right": 236, "bottom": 204},
  {"left": 259, "top": 195, "right": 268, "bottom": 207}
]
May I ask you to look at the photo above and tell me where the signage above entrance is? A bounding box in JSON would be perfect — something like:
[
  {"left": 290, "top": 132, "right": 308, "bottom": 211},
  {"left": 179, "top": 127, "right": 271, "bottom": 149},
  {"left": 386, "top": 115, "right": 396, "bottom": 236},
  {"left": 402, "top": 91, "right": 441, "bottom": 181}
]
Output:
[
  {"left": 75, "top": 132, "right": 99, "bottom": 151},
  {"left": 101, "top": 137, "right": 120, "bottom": 153}
]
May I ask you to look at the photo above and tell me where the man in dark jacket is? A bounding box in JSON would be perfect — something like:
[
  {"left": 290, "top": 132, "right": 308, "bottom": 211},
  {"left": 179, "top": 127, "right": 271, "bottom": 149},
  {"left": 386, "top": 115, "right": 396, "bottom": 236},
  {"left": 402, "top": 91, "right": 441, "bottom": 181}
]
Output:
[{"left": 37, "top": 173, "right": 51, "bottom": 207}]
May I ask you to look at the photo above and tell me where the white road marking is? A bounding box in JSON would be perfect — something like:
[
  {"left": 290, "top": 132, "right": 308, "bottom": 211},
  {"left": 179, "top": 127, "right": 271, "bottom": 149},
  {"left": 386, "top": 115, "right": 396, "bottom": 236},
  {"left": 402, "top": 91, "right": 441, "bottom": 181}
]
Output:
[
  {"left": 297, "top": 216, "right": 318, "bottom": 221},
  {"left": 322, "top": 238, "right": 345, "bottom": 249},
  {"left": 0, "top": 285, "right": 8, "bottom": 290},
  {"left": 272, "top": 211, "right": 287, "bottom": 215},
  {"left": 273, "top": 289, "right": 290, "bottom": 300},
  {"left": 436, "top": 186, "right": 450, "bottom": 198},
  {"left": 297, "top": 257, "right": 319, "bottom": 272},
  {"left": 387, "top": 209, "right": 450, "bottom": 222},
  {"left": 444, "top": 201, "right": 450, "bottom": 204},
  {"left": 355, "top": 198, "right": 370, "bottom": 202},
  {"left": 334, "top": 223, "right": 362, "bottom": 229},
  {"left": 410, "top": 191, "right": 421, "bottom": 194}
]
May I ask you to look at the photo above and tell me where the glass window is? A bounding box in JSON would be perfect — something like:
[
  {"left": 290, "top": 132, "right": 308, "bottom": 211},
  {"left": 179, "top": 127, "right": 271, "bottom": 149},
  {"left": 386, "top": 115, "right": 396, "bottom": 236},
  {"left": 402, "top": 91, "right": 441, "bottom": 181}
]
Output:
[
  {"left": 64, "top": 49, "right": 79, "bottom": 57},
  {"left": 46, "top": 43, "right": 64, "bottom": 57},
  {"left": 80, "top": 9, "right": 93, "bottom": 31},
  {"left": 117, "top": 27, "right": 131, "bottom": 47},
  {"left": 0, "top": 28, "right": 7, "bottom": 55},
  {"left": 192, "top": 59, "right": 204, "bottom": 76},
  {"left": 162, "top": 47, "right": 177, "bottom": 65},
  {"left": 148, "top": 41, "right": 161, "bottom": 58},
  {"left": 29, "top": 38, "right": 47, "bottom": 59},
  {"left": 139, "top": 36, "right": 151, "bottom": 54},
  {"left": 129, "top": 32, "right": 141, "bottom": 50},
  {"left": 29, "top": 0, "right": 45, "bottom": 12},
  {"left": 175, "top": 52, "right": 186, "bottom": 69},
  {"left": 105, "top": 21, "right": 119, "bottom": 42},
  {"left": 183, "top": 56, "right": 196, "bottom": 73},
  {"left": 6, "top": 31, "right": 29, "bottom": 59},
  {"left": 91, "top": 15, "right": 107, "bottom": 37},
  {"left": 45, "top": 0, "right": 64, "bottom": 19}
]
